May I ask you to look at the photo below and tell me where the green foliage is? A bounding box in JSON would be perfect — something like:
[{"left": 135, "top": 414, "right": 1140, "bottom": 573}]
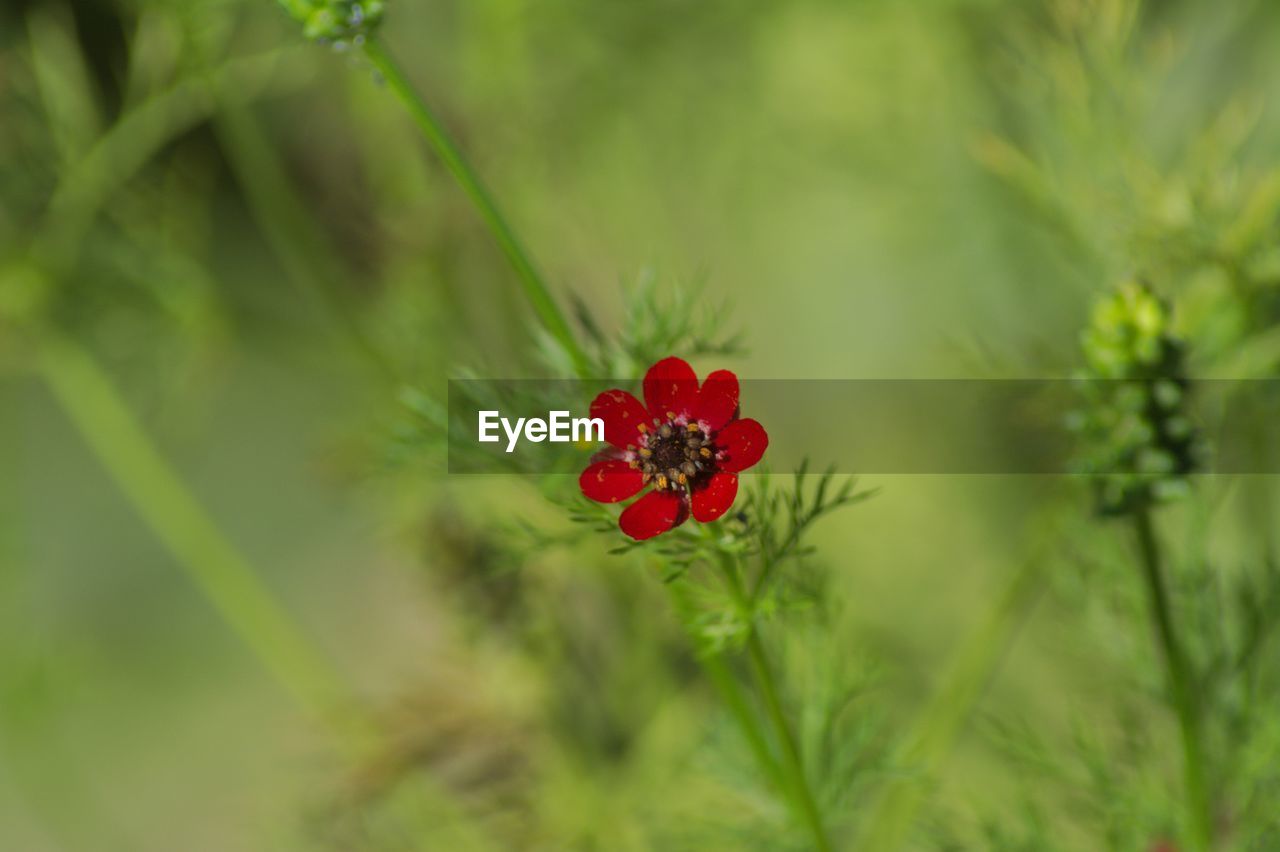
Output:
[
  {"left": 743, "top": 462, "right": 877, "bottom": 602},
  {"left": 387, "top": 273, "right": 744, "bottom": 480},
  {"left": 567, "top": 270, "right": 745, "bottom": 380},
  {"left": 6, "top": 0, "right": 1280, "bottom": 849},
  {"left": 565, "top": 464, "right": 873, "bottom": 651}
]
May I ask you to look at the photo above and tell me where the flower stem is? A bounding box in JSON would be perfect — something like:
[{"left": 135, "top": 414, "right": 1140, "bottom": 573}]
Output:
[
  {"left": 717, "top": 550, "right": 832, "bottom": 851},
  {"left": 38, "top": 330, "right": 374, "bottom": 751},
  {"left": 20, "top": 43, "right": 375, "bottom": 754},
  {"left": 1133, "top": 508, "right": 1213, "bottom": 850},
  {"left": 857, "top": 550, "right": 1045, "bottom": 850},
  {"left": 210, "top": 90, "right": 399, "bottom": 383},
  {"left": 744, "top": 631, "right": 832, "bottom": 852},
  {"left": 663, "top": 578, "right": 788, "bottom": 798},
  {"left": 361, "top": 38, "right": 591, "bottom": 378}
]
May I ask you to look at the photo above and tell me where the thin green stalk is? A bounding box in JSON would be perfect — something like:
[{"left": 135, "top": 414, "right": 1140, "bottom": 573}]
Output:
[
  {"left": 20, "top": 39, "right": 376, "bottom": 752},
  {"left": 857, "top": 552, "right": 1045, "bottom": 849},
  {"left": 211, "top": 95, "right": 400, "bottom": 383},
  {"left": 360, "top": 37, "right": 591, "bottom": 378},
  {"left": 704, "top": 646, "right": 790, "bottom": 796},
  {"left": 38, "top": 329, "right": 373, "bottom": 750},
  {"left": 1133, "top": 508, "right": 1213, "bottom": 850},
  {"left": 665, "top": 581, "right": 787, "bottom": 798},
  {"left": 716, "top": 550, "right": 832, "bottom": 852},
  {"left": 37, "top": 47, "right": 297, "bottom": 266},
  {"left": 744, "top": 631, "right": 832, "bottom": 852}
]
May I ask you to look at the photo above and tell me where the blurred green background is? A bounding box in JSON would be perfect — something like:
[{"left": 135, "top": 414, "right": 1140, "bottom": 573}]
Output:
[{"left": 3, "top": 0, "right": 1280, "bottom": 849}]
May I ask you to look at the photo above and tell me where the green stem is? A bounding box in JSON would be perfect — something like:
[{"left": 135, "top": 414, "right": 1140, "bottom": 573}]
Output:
[
  {"left": 664, "top": 578, "right": 786, "bottom": 797},
  {"left": 1133, "top": 508, "right": 1213, "bottom": 850},
  {"left": 20, "top": 42, "right": 375, "bottom": 753},
  {"left": 38, "top": 330, "right": 373, "bottom": 751},
  {"left": 857, "top": 552, "right": 1044, "bottom": 850},
  {"left": 210, "top": 90, "right": 399, "bottom": 383},
  {"left": 37, "top": 48, "right": 297, "bottom": 267},
  {"left": 702, "top": 646, "right": 789, "bottom": 796},
  {"left": 716, "top": 550, "right": 832, "bottom": 852},
  {"left": 361, "top": 38, "right": 590, "bottom": 378},
  {"left": 745, "top": 631, "right": 832, "bottom": 852}
]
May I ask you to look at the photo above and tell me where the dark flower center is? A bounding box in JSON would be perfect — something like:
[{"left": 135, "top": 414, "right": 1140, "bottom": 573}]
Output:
[{"left": 635, "top": 419, "right": 716, "bottom": 492}]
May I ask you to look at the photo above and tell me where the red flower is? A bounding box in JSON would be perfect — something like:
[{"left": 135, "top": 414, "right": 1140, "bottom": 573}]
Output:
[{"left": 579, "top": 357, "right": 768, "bottom": 540}]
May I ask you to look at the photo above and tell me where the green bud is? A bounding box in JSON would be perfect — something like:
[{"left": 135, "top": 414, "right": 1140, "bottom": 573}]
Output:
[
  {"left": 1073, "top": 281, "right": 1203, "bottom": 516},
  {"left": 280, "top": 1, "right": 385, "bottom": 46}
]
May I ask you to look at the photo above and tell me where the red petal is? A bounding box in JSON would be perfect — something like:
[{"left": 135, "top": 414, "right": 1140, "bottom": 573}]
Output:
[
  {"left": 619, "top": 490, "right": 688, "bottom": 540},
  {"left": 716, "top": 418, "right": 768, "bottom": 472},
  {"left": 643, "top": 357, "right": 699, "bottom": 420},
  {"left": 692, "top": 369, "right": 739, "bottom": 432},
  {"left": 691, "top": 473, "right": 739, "bottom": 522},
  {"left": 579, "top": 460, "right": 645, "bottom": 503},
  {"left": 589, "top": 389, "right": 650, "bottom": 449}
]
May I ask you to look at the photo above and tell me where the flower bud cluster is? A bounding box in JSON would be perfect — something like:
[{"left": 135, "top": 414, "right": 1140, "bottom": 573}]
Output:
[
  {"left": 280, "top": 1, "right": 384, "bottom": 47},
  {"left": 1072, "top": 281, "right": 1202, "bottom": 515}
]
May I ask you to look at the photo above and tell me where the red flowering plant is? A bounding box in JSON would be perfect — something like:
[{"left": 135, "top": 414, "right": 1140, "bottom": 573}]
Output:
[
  {"left": 392, "top": 283, "right": 879, "bottom": 847},
  {"left": 579, "top": 356, "right": 768, "bottom": 540},
  {"left": 282, "top": 4, "right": 881, "bottom": 833}
]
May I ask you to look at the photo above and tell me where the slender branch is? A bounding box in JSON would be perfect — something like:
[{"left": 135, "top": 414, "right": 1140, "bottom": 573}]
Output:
[
  {"left": 858, "top": 551, "right": 1045, "bottom": 849},
  {"left": 706, "top": 654, "right": 784, "bottom": 780},
  {"left": 18, "top": 33, "right": 375, "bottom": 752},
  {"left": 744, "top": 631, "right": 832, "bottom": 852},
  {"left": 37, "top": 48, "right": 300, "bottom": 266},
  {"left": 210, "top": 91, "right": 400, "bottom": 383},
  {"left": 1133, "top": 508, "right": 1213, "bottom": 850},
  {"left": 717, "top": 550, "right": 832, "bottom": 852},
  {"left": 663, "top": 576, "right": 788, "bottom": 800},
  {"left": 361, "top": 37, "right": 591, "bottom": 378},
  {"left": 704, "top": 643, "right": 791, "bottom": 799},
  {"left": 38, "top": 329, "right": 374, "bottom": 751}
]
